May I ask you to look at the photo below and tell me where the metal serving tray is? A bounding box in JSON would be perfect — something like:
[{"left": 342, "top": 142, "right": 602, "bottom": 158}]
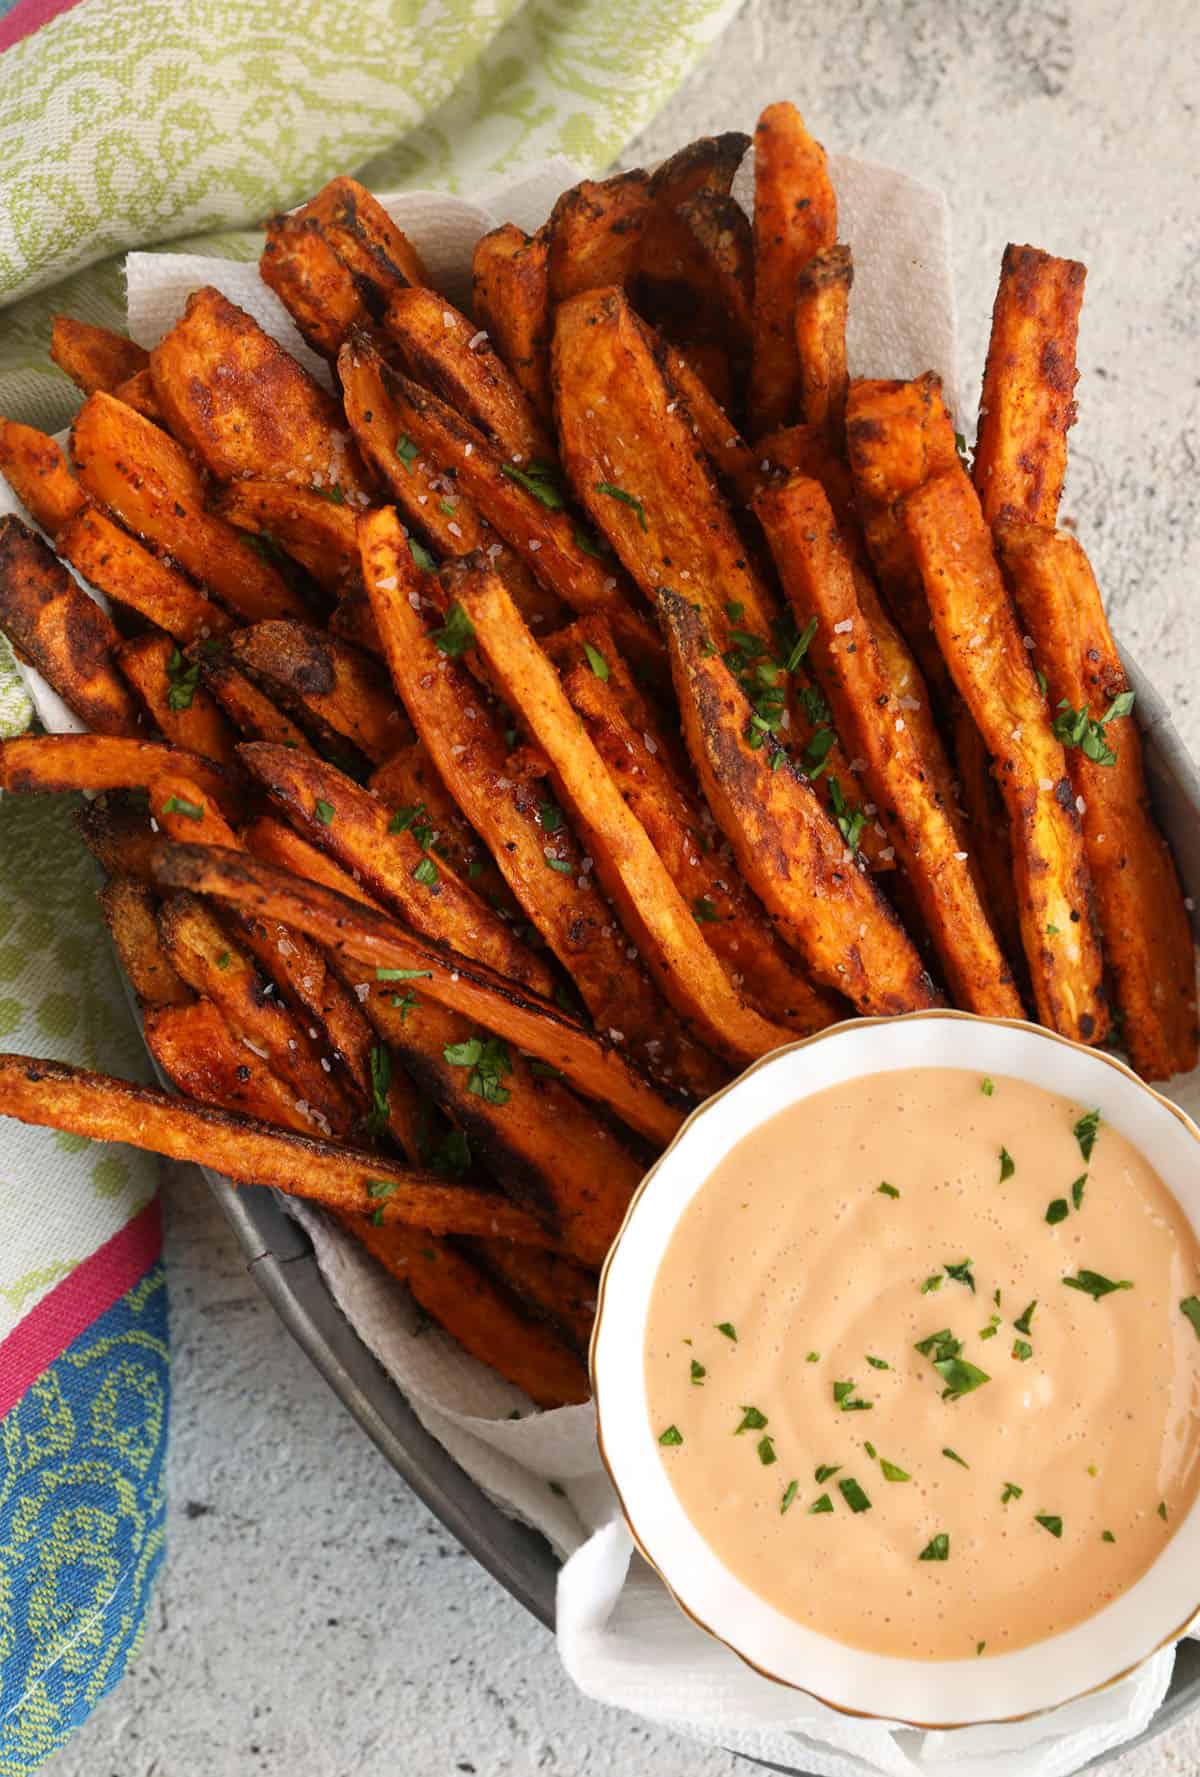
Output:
[{"left": 205, "top": 651, "right": 1200, "bottom": 1775}]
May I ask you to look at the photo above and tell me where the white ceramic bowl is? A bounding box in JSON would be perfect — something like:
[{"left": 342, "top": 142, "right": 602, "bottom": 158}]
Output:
[{"left": 591, "top": 1011, "right": 1200, "bottom": 1729}]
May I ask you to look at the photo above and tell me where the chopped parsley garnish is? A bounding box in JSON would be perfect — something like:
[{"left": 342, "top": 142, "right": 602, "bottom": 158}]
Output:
[
  {"left": 981, "top": 1077, "right": 995, "bottom": 1097},
  {"left": 880, "top": 1458, "right": 910, "bottom": 1483},
  {"left": 942, "top": 1448, "right": 969, "bottom": 1468},
  {"left": 865, "top": 1355, "right": 890, "bottom": 1370},
  {"left": 1159, "top": 1501, "right": 1169, "bottom": 1521},
  {"left": 833, "top": 1380, "right": 872, "bottom": 1412},
  {"left": 1046, "top": 922, "right": 1060, "bottom": 936},
  {"left": 215, "top": 950, "right": 231, "bottom": 970},
  {"left": 1073, "top": 1108, "right": 1101, "bottom": 1161},
  {"left": 1051, "top": 690, "right": 1134, "bottom": 766},
  {"left": 367, "top": 1044, "right": 391, "bottom": 1137},
  {"left": 716, "top": 1322, "right": 737, "bottom": 1342},
  {"left": 1102, "top": 1530, "right": 1116, "bottom": 1542},
  {"left": 999, "top": 1147, "right": 1015, "bottom": 1182},
  {"left": 735, "top": 1405, "right": 767, "bottom": 1434},
  {"left": 1070, "top": 1173, "right": 1088, "bottom": 1210},
  {"left": 395, "top": 433, "right": 419, "bottom": 471},
  {"left": 1062, "top": 1270, "right": 1133, "bottom": 1300},
  {"left": 377, "top": 967, "right": 432, "bottom": 982},
  {"left": 805, "top": 1351, "right": 820, "bottom": 1363},
  {"left": 877, "top": 1182, "right": 900, "bottom": 1198},
  {"left": 438, "top": 498, "right": 457, "bottom": 517},
  {"left": 314, "top": 798, "right": 335, "bottom": 826},
  {"left": 1035, "top": 1513, "right": 1063, "bottom": 1538},
  {"left": 725, "top": 601, "right": 745, "bottom": 622},
  {"left": 797, "top": 683, "right": 831, "bottom": 725},
  {"left": 443, "top": 1034, "right": 512, "bottom": 1105},
  {"left": 921, "top": 1275, "right": 943, "bottom": 1294},
  {"left": 412, "top": 855, "right": 439, "bottom": 886},
  {"left": 785, "top": 616, "right": 818, "bottom": 675},
  {"left": 594, "top": 481, "right": 646, "bottom": 529},
  {"left": 977, "top": 1641, "right": 986, "bottom": 1656},
  {"left": 828, "top": 774, "right": 867, "bottom": 853},
  {"left": 814, "top": 1463, "right": 841, "bottom": 1483},
  {"left": 935, "top": 1357, "right": 991, "bottom": 1399},
  {"left": 1181, "top": 1297, "right": 1200, "bottom": 1340},
  {"left": 757, "top": 1436, "right": 777, "bottom": 1466},
  {"left": 801, "top": 725, "right": 837, "bottom": 776},
  {"left": 501, "top": 459, "right": 566, "bottom": 509},
  {"left": 915, "top": 1329, "right": 961, "bottom": 1362},
  {"left": 161, "top": 795, "right": 204, "bottom": 821},
  {"left": 409, "top": 537, "right": 437, "bottom": 573},
  {"left": 314, "top": 483, "right": 346, "bottom": 504},
  {"left": 945, "top": 1259, "right": 976, "bottom": 1293},
  {"left": 1013, "top": 1302, "right": 1037, "bottom": 1335},
  {"left": 689, "top": 1359, "right": 706, "bottom": 1385},
  {"left": 919, "top": 1533, "right": 949, "bottom": 1561},
  {"left": 544, "top": 852, "right": 573, "bottom": 874},
  {"left": 1012, "top": 1339, "right": 1033, "bottom": 1362},
  {"left": 165, "top": 647, "right": 201, "bottom": 710},
  {"left": 547, "top": 1481, "right": 565, "bottom": 1497},
  {"left": 365, "top": 1177, "right": 399, "bottom": 1201},
  {"left": 574, "top": 525, "right": 604, "bottom": 557},
  {"left": 584, "top": 641, "right": 610, "bottom": 680},
  {"left": 780, "top": 1479, "right": 799, "bottom": 1514},
  {"left": 538, "top": 800, "right": 564, "bottom": 835},
  {"left": 431, "top": 601, "right": 476, "bottom": 659},
  {"left": 658, "top": 1425, "right": 683, "bottom": 1446},
  {"left": 692, "top": 896, "right": 720, "bottom": 923},
  {"left": 1046, "top": 1197, "right": 1069, "bottom": 1224},
  {"left": 979, "top": 1315, "right": 1000, "bottom": 1340},
  {"left": 389, "top": 801, "right": 425, "bottom": 836},
  {"left": 838, "top": 1477, "right": 872, "bottom": 1513},
  {"left": 809, "top": 1493, "right": 833, "bottom": 1514},
  {"left": 1001, "top": 1481, "right": 1024, "bottom": 1504}
]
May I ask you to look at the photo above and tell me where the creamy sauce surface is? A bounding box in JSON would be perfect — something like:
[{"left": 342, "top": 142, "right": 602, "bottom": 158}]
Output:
[{"left": 644, "top": 1068, "right": 1200, "bottom": 1659}]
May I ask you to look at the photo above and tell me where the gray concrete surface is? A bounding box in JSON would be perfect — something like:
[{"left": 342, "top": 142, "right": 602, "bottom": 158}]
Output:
[{"left": 44, "top": 1, "right": 1200, "bottom": 1771}]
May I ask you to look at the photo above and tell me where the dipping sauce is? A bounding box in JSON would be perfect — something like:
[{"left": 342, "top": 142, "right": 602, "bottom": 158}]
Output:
[{"left": 644, "top": 1068, "right": 1200, "bottom": 1660}]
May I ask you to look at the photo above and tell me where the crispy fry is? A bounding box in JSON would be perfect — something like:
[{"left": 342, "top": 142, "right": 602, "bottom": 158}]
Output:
[
  {"left": 238, "top": 742, "right": 555, "bottom": 996},
  {"left": 658, "top": 586, "right": 939, "bottom": 1014},
  {"left": 974, "top": 246, "right": 1086, "bottom": 529},
  {"left": 638, "top": 192, "right": 754, "bottom": 358},
  {"left": 384, "top": 285, "right": 553, "bottom": 463},
  {"left": 361, "top": 514, "right": 724, "bottom": 1097},
  {"left": 117, "top": 633, "right": 240, "bottom": 765},
  {"left": 561, "top": 659, "right": 844, "bottom": 1033},
  {"left": 111, "top": 367, "right": 164, "bottom": 423},
  {"left": 542, "top": 613, "right": 688, "bottom": 776},
  {"left": 470, "top": 223, "right": 553, "bottom": 426},
  {"left": 58, "top": 506, "right": 233, "bottom": 644},
  {"left": 50, "top": 317, "right": 148, "bottom": 394},
  {"left": 144, "top": 997, "right": 317, "bottom": 1132},
  {"left": 468, "top": 1238, "right": 598, "bottom": 1356},
  {"left": 0, "top": 420, "right": 85, "bottom": 534},
  {"left": 902, "top": 470, "right": 1107, "bottom": 1042},
  {"left": 213, "top": 480, "right": 359, "bottom": 594},
  {"left": 950, "top": 698, "right": 1025, "bottom": 974},
  {"left": 367, "top": 740, "right": 513, "bottom": 911},
  {"left": 456, "top": 565, "right": 795, "bottom": 1066},
  {"left": 260, "top": 212, "right": 371, "bottom": 358},
  {"left": 748, "top": 102, "right": 837, "bottom": 436},
  {"left": 793, "top": 243, "right": 852, "bottom": 444},
  {"left": 229, "top": 620, "right": 411, "bottom": 764},
  {"left": 997, "top": 522, "right": 1197, "bottom": 1077},
  {"left": 241, "top": 812, "right": 372, "bottom": 899},
  {"left": 547, "top": 170, "right": 652, "bottom": 303},
  {"left": 71, "top": 392, "right": 304, "bottom": 623},
  {"left": 153, "top": 843, "right": 686, "bottom": 1146},
  {"left": 647, "top": 131, "right": 750, "bottom": 206},
  {"left": 290, "top": 177, "right": 427, "bottom": 312},
  {"left": 754, "top": 474, "right": 1022, "bottom": 1016},
  {"left": 193, "top": 654, "right": 312, "bottom": 751},
  {"left": 0, "top": 1052, "right": 547, "bottom": 1243},
  {"left": 77, "top": 795, "right": 161, "bottom": 883},
  {"left": 98, "top": 875, "right": 192, "bottom": 1009},
  {"left": 149, "top": 287, "right": 373, "bottom": 499},
  {"left": 658, "top": 344, "right": 762, "bottom": 505},
  {"left": 672, "top": 338, "right": 735, "bottom": 410},
  {"left": 0, "top": 733, "right": 243, "bottom": 812},
  {"left": 330, "top": 586, "right": 383, "bottom": 655},
  {"left": 349, "top": 1219, "right": 588, "bottom": 1406},
  {"left": 0, "top": 515, "right": 140, "bottom": 735}
]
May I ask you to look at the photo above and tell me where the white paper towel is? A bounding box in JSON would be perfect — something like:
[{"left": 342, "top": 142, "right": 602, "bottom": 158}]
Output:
[{"left": 7, "top": 154, "right": 1197, "bottom": 1777}]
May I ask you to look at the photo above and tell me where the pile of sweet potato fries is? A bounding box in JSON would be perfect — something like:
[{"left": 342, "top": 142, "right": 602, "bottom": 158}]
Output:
[{"left": 0, "top": 103, "right": 1194, "bottom": 1408}]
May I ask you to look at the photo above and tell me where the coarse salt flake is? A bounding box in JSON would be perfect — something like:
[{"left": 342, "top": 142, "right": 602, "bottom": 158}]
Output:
[
  {"left": 468, "top": 330, "right": 487, "bottom": 351},
  {"left": 833, "top": 619, "right": 853, "bottom": 634},
  {"left": 1076, "top": 796, "right": 1086, "bottom": 814},
  {"left": 354, "top": 984, "right": 370, "bottom": 1002}
]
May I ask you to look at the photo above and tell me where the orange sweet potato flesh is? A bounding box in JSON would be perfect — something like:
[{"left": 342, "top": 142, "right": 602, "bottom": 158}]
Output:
[
  {"left": 903, "top": 470, "right": 1107, "bottom": 1043},
  {"left": 471, "top": 223, "right": 553, "bottom": 426},
  {"left": 974, "top": 246, "right": 1086, "bottom": 529},
  {"left": 367, "top": 740, "right": 515, "bottom": 914},
  {"left": 71, "top": 392, "right": 304, "bottom": 622},
  {"left": 0, "top": 515, "right": 140, "bottom": 735},
  {"left": 117, "top": 633, "right": 240, "bottom": 765},
  {"left": 229, "top": 620, "right": 411, "bottom": 764},
  {"left": 0, "top": 1052, "right": 548, "bottom": 1244},
  {"left": 638, "top": 192, "right": 754, "bottom": 361},
  {"left": 748, "top": 103, "right": 837, "bottom": 437},
  {"left": 144, "top": 997, "right": 319, "bottom": 1133},
  {"left": 237, "top": 742, "right": 555, "bottom": 997},
  {"left": 77, "top": 797, "right": 162, "bottom": 884},
  {"left": 468, "top": 1238, "right": 598, "bottom": 1356},
  {"left": 997, "top": 522, "right": 1197, "bottom": 1078},
  {"left": 260, "top": 213, "right": 371, "bottom": 359},
  {"left": 647, "top": 131, "right": 750, "bottom": 207},
  {"left": 0, "top": 420, "right": 85, "bottom": 534},
  {"left": 194, "top": 655, "right": 312, "bottom": 751},
  {"left": 349, "top": 1219, "right": 589, "bottom": 1407},
  {"left": 50, "top": 317, "right": 148, "bottom": 394},
  {"left": 659, "top": 586, "right": 940, "bottom": 1015},
  {"left": 153, "top": 841, "right": 686, "bottom": 1148},
  {"left": 290, "top": 177, "right": 427, "bottom": 311},
  {"left": 456, "top": 566, "right": 796, "bottom": 1067},
  {"left": 214, "top": 480, "right": 359, "bottom": 594},
  {"left": 949, "top": 698, "right": 1025, "bottom": 978},
  {"left": 793, "top": 244, "right": 852, "bottom": 444},
  {"left": 754, "top": 475, "right": 1023, "bottom": 1017},
  {"left": 98, "top": 875, "right": 192, "bottom": 1010},
  {"left": 383, "top": 284, "right": 553, "bottom": 463},
  {"left": 149, "top": 286, "right": 373, "bottom": 500},
  {"left": 547, "top": 170, "right": 652, "bottom": 304},
  {"left": 111, "top": 368, "right": 164, "bottom": 424},
  {"left": 58, "top": 506, "right": 233, "bottom": 644},
  {"left": 658, "top": 345, "right": 762, "bottom": 506},
  {"left": 0, "top": 733, "right": 243, "bottom": 812}
]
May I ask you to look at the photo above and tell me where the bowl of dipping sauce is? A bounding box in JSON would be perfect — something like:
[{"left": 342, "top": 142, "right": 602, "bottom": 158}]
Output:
[{"left": 590, "top": 1012, "right": 1200, "bottom": 1727}]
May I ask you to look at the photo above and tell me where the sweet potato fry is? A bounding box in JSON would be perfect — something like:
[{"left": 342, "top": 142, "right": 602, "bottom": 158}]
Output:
[
  {"left": 58, "top": 506, "right": 233, "bottom": 644},
  {"left": 455, "top": 566, "right": 795, "bottom": 1066},
  {"left": 157, "top": 891, "right": 356, "bottom": 1134},
  {"left": 468, "top": 1238, "right": 598, "bottom": 1356},
  {"left": 0, "top": 1053, "right": 547, "bottom": 1243},
  {"left": 471, "top": 223, "right": 553, "bottom": 426},
  {"left": 148, "top": 772, "right": 243, "bottom": 848},
  {"left": 974, "top": 246, "right": 1086, "bottom": 529},
  {"left": 290, "top": 177, "right": 427, "bottom": 312},
  {"left": 50, "top": 317, "right": 148, "bottom": 394},
  {"left": 0, "top": 733, "right": 243, "bottom": 812},
  {"left": 71, "top": 392, "right": 305, "bottom": 622},
  {"left": 117, "top": 633, "right": 240, "bottom": 765},
  {"left": 238, "top": 742, "right": 555, "bottom": 996},
  {"left": 214, "top": 480, "right": 359, "bottom": 594},
  {"left": 748, "top": 102, "right": 837, "bottom": 437},
  {"left": 153, "top": 843, "right": 685, "bottom": 1147},
  {"left": 329, "top": 586, "right": 382, "bottom": 655},
  {"left": 754, "top": 475, "right": 1022, "bottom": 1016},
  {"left": 542, "top": 613, "right": 688, "bottom": 778},
  {"left": 193, "top": 654, "right": 312, "bottom": 751},
  {"left": 229, "top": 620, "right": 410, "bottom": 764},
  {"left": 149, "top": 287, "right": 373, "bottom": 500},
  {"left": 144, "top": 997, "right": 318, "bottom": 1133},
  {"left": 76, "top": 795, "right": 160, "bottom": 883},
  {"left": 949, "top": 699, "right": 1025, "bottom": 975},
  {"left": 647, "top": 131, "right": 750, "bottom": 206},
  {"left": 902, "top": 470, "right": 1107, "bottom": 1042},
  {"left": 547, "top": 170, "right": 652, "bottom": 303},
  {"left": 361, "top": 515, "right": 724, "bottom": 1098},
  {"left": 561, "top": 659, "right": 844, "bottom": 1033},
  {"left": 383, "top": 285, "right": 553, "bottom": 464},
  {"left": 793, "top": 243, "right": 852, "bottom": 444},
  {"left": 658, "top": 586, "right": 939, "bottom": 1014},
  {"left": 997, "top": 522, "right": 1197, "bottom": 1077},
  {"left": 111, "top": 367, "right": 164, "bottom": 424},
  {"left": 638, "top": 192, "right": 754, "bottom": 359},
  {"left": 0, "top": 420, "right": 85, "bottom": 534},
  {"left": 367, "top": 740, "right": 514, "bottom": 913},
  {"left": 260, "top": 212, "right": 371, "bottom": 358},
  {"left": 98, "top": 875, "right": 192, "bottom": 1009},
  {"left": 349, "top": 1219, "right": 588, "bottom": 1406},
  {"left": 0, "top": 515, "right": 140, "bottom": 735}
]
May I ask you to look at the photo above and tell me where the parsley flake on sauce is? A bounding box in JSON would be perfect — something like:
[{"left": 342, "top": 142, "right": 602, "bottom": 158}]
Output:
[
  {"left": 1035, "top": 1513, "right": 1063, "bottom": 1538},
  {"left": 1072, "top": 1173, "right": 1088, "bottom": 1210},
  {"left": 780, "top": 1480, "right": 799, "bottom": 1514},
  {"left": 880, "top": 1458, "right": 911, "bottom": 1483},
  {"left": 1062, "top": 1270, "right": 1133, "bottom": 1300},
  {"left": 1012, "top": 1339, "right": 1033, "bottom": 1362},
  {"left": 1013, "top": 1302, "right": 1037, "bottom": 1335},
  {"left": 877, "top": 1182, "right": 900, "bottom": 1198},
  {"left": 689, "top": 1360, "right": 706, "bottom": 1386},
  {"left": 1073, "top": 1108, "right": 1102, "bottom": 1161},
  {"left": 945, "top": 1259, "right": 976, "bottom": 1293},
  {"left": 999, "top": 1147, "right": 1015, "bottom": 1182},
  {"left": 814, "top": 1463, "right": 841, "bottom": 1483},
  {"left": 919, "top": 1533, "right": 949, "bottom": 1561},
  {"left": 809, "top": 1493, "right": 834, "bottom": 1514},
  {"left": 980, "top": 1077, "right": 995, "bottom": 1097},
  {"left": 1001, "top": 1481, "right": 1024, "bottom": 1504},
  {"left": 865, "top": 1355, "right": 890, "bottom": 1370},
  {"left": 658, "top": 1425, "right": 683, "bottom": 1446},
  {"left": 757, "top": 1436, "right": 777, "bottom": 1466},
  {"left": 1046, "top": 1197, "right": 1069, "bottom": 1225},
  {"left": 838, "top": 1477, "right": 872, "bottom": 1513},
  {"left": 735, "top": 1406, "right": 767, "bottom": 1434},
  {"left": 942, "top": 1448, "right": 969, "bottom": 1468},
  {"left": 716, "top": 1322, "right": 737, "bottom": 1342},
  {"left": 1181, "top": 1297, "right": 1200, "bottom": 1340}
]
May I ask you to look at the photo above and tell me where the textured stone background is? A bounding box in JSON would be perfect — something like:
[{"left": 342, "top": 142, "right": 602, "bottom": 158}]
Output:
[{"left": 47, "top": 1, "right": 1200, "bottom": 1772}]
